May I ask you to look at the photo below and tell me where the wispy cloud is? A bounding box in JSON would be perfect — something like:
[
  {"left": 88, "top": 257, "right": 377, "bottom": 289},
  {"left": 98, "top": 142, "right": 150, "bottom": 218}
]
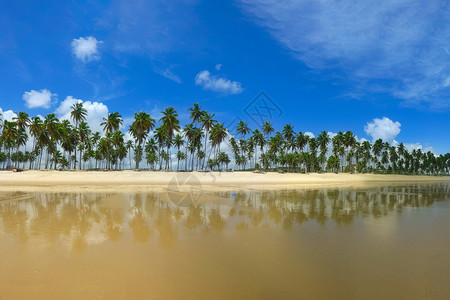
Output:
[
  {"left": 153, "top": 66, "right": 182, "bottom": 83},
  {"left": 238, "top": 0, "right": 450, "bottom": 109},
  {"left": 71, "top": 36, "right": 102, "bottom": 62},
  {"left": 195, "top": 70, "right": 243, "bottom": 94}
]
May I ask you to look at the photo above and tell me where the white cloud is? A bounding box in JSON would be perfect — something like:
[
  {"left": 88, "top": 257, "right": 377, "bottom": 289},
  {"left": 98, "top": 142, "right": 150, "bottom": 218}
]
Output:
[
  {"left": 304, "top": 132, "right": 315, "bottom": 138},
  {"left": 238, "top": 0, "right": 450, "bottom": 108},
  {"left": 404, "top": 143, "right": 422, "bottom": 152},
  {"left": 0, "top": 108, "right": 17, "bottom": 122},
  {"left": 423, "top": 146, "right": 434, "bottom": 153},
  {"left": 215, "top": 64, "right": 222, "bottom": 71},
  {"left": 22, "top": 89, "right": 56, "bottom": 109},
  {"left": 403, "top": 143, "right": 434, "bottom": 154},
  {"left": 364, "top": 117, "right": 401, "bottom": 143},
  {"left": 55, "top": 96, "right": 108, "bottom": 133},
  {"left": 71, "top": 36, "right": 102, "bottom": 62},
  {"left": 195, "top": 70, "right": 243, "bottom": 94}
]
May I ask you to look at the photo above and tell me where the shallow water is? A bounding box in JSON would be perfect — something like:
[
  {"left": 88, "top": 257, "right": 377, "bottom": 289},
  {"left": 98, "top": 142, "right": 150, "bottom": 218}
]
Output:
[{"left": 0, "top": 182, "right": 449, "bottom": 299}]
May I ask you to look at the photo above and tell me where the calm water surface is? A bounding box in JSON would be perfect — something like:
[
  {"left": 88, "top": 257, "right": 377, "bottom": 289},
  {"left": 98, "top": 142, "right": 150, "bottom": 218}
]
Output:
[{"left": 0, "top": 182, "right": 449, "bottom": 299}]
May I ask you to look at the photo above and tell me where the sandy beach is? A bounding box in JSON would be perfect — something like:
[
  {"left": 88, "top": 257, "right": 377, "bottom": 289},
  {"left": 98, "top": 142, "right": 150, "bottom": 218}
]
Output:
[{"left": 0, "top": 170, "right": 448, "bottom": 193}]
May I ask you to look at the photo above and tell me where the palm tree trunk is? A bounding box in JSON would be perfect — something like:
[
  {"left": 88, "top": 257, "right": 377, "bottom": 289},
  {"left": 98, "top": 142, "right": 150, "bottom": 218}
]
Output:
[
  {"left": 184, "top": 147, "right": 188, "bottom": 171},
  {"left": 79, "top": 148, "right": 82, "bottom": 170},
  {"left": 135, "top": 142, "right": 140, "bottom": 169},
  {"left": 166, "top": 144, "right": 170, "bottom": 170},
  {"left": 202, "top": 131, "right": 208, "bottom": 169}
]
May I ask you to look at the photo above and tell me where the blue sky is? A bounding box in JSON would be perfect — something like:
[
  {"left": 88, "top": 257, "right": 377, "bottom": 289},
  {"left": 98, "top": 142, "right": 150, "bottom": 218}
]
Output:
[{"left": 1, "top": 0, "right": 449, "bottom": 153}]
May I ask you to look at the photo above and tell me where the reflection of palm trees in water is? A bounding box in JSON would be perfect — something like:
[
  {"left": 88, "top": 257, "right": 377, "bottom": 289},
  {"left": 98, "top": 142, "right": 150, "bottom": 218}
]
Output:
[
  {"left": 104, "top": 210, "right": 123, "bottom": 242},
  {"left": 155, "top": 206, "right": 177, "bottom": 249},
  {"left": 0, "top": 183, "right": 449, "bottom": 250},
  {"left": 184, "top": 205, "right": 203, "bottom": 231}
]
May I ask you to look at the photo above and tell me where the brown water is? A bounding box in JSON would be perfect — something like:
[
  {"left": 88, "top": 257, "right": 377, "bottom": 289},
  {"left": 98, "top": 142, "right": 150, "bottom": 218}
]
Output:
[{"left": 0, "top": 183, "right": 449, "bottom": 299}]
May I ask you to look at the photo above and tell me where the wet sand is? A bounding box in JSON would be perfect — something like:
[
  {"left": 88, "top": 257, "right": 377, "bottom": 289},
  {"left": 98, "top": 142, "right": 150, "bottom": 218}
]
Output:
[
  {"left": 0, "top": 183, "right": 449, "bottom": 299},
  {"left": 0, "top": 170, "right": 448, "bottom": 193}
]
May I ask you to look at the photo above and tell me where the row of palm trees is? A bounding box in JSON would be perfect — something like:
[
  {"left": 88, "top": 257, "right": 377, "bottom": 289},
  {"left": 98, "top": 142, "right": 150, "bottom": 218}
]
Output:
[{"left": 1, "top": 102, "right": 449, "bottom": 175}]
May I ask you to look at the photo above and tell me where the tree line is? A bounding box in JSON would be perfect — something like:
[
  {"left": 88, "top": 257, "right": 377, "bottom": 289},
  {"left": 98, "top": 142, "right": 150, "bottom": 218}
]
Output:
[{"left": 1, "top": 102, "right": 449, "bottom": 175}]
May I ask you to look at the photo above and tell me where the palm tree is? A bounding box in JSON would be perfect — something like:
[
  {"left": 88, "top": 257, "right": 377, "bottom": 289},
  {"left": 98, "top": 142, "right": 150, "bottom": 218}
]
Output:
[
  {"left": 173, "top": 134, "right": 184, "bottom": 170},
  {"left": 183, "top": 123, "right": 195, "bottom": 170},
  {"left": 188, "top": 103, "right": 203, "bottom": 124},
  {"left": 327, "top": 155, "right": 340, "bottom": 173},
  {"left": 236, "top": 121, "right": 250, "bottom": 140},
  {"left": 13, "top": 112, "right": 31, "bottom": 163},
  {"left": 282, "top": 123, "right": 295, "bottom": 148},
  {"left": 200, "top": 111, "right": 216, "bottom": 169},
  {"left": 117, "top": 144, "right": 127, "bottom": 170},
  {"left": 126, "top": 140, "right": 134, "bottom": 169},
  {"left": 262, "top": 120, "right": 274, "bottom": 139},
  {"left": 236, "top": 120, "right": 250, "bottom": 164},
  {"left": 15, "top": 130, "right": 28, "bottom": 167},
  {"left": 343, "top": 131, "right": 356, "bottom": 171},
  {"left": 317, "top": 131, "right": 330, "bottom": 171},
  {"left": 160, "top": 107, "right": 181, "bottom": 169},
  {"left": 77, "top": 122, "right": 91, "bottom": 169},
  {"left": 295, "top": 132, "right": 308, "bottom": 153},
  {"left": 129, "top": 111, "right": 155, "bottom": 169},
  {"left": 70, "top": 102, "right": 87, "bottom": 169},
  {"left": 101, "top": 112, "right": 123, "bottom": 133},
  {"left": 44, "top": 114, "right": 60, "bottom": 169},
  {"left": 176, "top": 151, "right": 186, "bottom": 171},
  {"left": 251, "top": 129, "right": 265, "bottom": 167},
  {"left": 13, "top": 112, "right": 30, "bottom": 132},
  {"left": 210, "top": 122, "right": 228, "bottom": 162},
  {"left": 1, "top": 103, "right": 449, "bottom": 174},
  {"left": 2, "top": 120, "right": 18, "bottom": 167},
  {"left": 146, "top": 151, "right": 158, "bottom": 169},
  {"left": 29, "top": 116, "right": 43, "bottom": 156}
]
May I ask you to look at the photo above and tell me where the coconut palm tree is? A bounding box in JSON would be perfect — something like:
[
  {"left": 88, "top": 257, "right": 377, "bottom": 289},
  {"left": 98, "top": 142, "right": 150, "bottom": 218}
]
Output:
[
  {"left": 176, "top": 151, "right": 186, "bottom": 170},
  {"left": 43, "top": 114, "right": 60, "bottom": 169},
  {"left": 129, "top": 111, "right": 155, "bottom": 169},
  {"left": 13, "top": 112, "right": 30, "bottom": 132},
  {"left": 200, "top": 111, "right": 216, "bottom": 169},
  {"left": 282, "top": 123, "right": 295, "bottom": 149},
  {"left": 262, "top": 120, "right": 274, "bottom": 139},
  {"left": 1, "top": 103, "right": 449, "bottom": 174},
  {"left": 2, "top": 120, "right": 18, "bottom": 167},
  {"left": 173, "top": 134, "right": 184, "bottom": 170},
  {"left": 183, "top": 123, "right": 195, "bottom": 170},
  {"left": 251, "top": 129, "right": 265, "bottom": 167},
  {"left": 295, "top": 132, "right": 308, "bottom": 153},
  {"left": 146, "top": 151, "right": 158, "bottom": 170},
  {"left": 343, "top": 131, "right": 356, "bottom": 171},
  {"left": 101, "top": 112, "right": 123, "bottom": 133},
  {"left": 209, "top": 122, "right": 228, "bottom": 161},
  {"left": 126, "top": 140, "right": 134, "bottom": 169},
  {"left": 237, "top": 121, "right": 250, "bottom": 140},
  {"left": 188, "top": 103, "right": 203, "bottom": 124},
  {"left": 160, "top": 107, "right": 181, "bottom": 169},
  {"left": 77, "top": 122, "right": 91, "bottom": 169},
  {"left": 327, "top": 155, "right": 340, "bottom": 173},
  {"left": 70, "top": 102, "right": 87, "bottom": 169}
]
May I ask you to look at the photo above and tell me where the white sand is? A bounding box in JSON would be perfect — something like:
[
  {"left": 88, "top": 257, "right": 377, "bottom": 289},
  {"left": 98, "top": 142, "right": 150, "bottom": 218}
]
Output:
[{"left": 0, "top": 170, "right": 448, "bottom": 193}]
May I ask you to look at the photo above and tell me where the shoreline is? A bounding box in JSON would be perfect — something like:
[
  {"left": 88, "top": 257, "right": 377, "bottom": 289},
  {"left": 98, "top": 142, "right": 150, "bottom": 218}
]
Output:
[{"left": 0, "top": 170, "right": 448, "bottom": 193}]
